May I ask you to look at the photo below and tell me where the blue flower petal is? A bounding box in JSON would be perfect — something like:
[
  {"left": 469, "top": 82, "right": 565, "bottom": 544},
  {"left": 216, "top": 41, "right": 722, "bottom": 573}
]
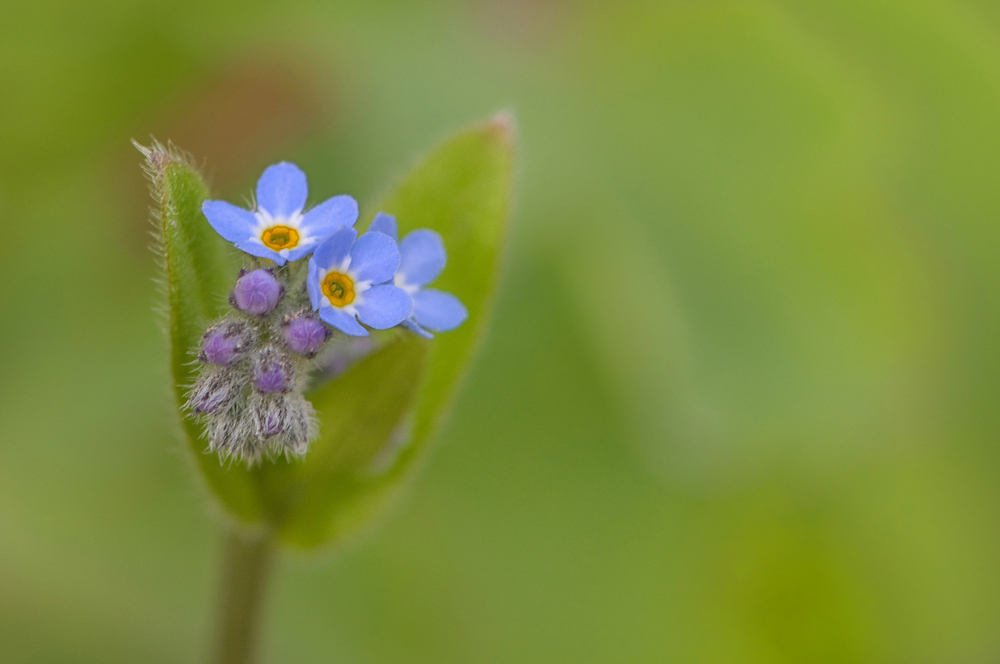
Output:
[
  {"left": 412, "top": 289, "right": 467, "bottom": 332},
  {"left": 368, "top": 212, "right": 398, "bottom": 241},
  {"left": 202, "top": 200, "right": 258, "bottom": 243},
  {"left": 300, "top": 195, "right": 359, "bottom": 238},
  {"left": 284, "top": 244, "right": 316, "bottom": 264},
  {"left": 307, "top": 258, "right": 322, "bottom": 310},
  {"left": 318, "top": 306, "right": 368, "bottom": 337},
  {"left": 398, "top": 230, "right": 446, "bottom": 287},
  {"left": 312, "top": 226, "right": 358, "bottom": 271},
  {"left": 256, "top": 162, "right": 308, "bottom": 218},
  {"left": 355, "top": 285, "right": 412, "bottom": 329},
  {"left": 233, "top": 239, "right": 286, "bottom": 265},
  {"left": 402, "top": 319, "right": 434, "bottom": 339},
  {"left": 284, "top": 195, "right": 359, "bottom": 263},
  {"left": 349, "top": 231, "right": 400, "bottom": 284}
]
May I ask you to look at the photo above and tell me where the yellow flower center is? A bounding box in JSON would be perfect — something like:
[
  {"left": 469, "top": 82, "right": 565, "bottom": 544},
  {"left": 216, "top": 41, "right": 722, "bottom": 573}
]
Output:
[
  {"left": 261, "top": 225, "right": 300, "bottom": 251},
  {"left": 322, "top": 271, "right": 355, "bottom": 307}
]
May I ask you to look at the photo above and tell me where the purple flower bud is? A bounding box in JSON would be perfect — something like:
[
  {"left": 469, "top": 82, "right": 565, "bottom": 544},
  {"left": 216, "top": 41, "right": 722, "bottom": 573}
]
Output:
[
  {"left": 254, "top": 364, "right": 288, "bottom": 393},
  {"left": 194, "top": 389, "right": 228, "bottom": 414},
  {"left": 253, "top": 350, "right": 292, "bottom": 394},
  {"left": 249, "top": 395, "right": 289, "bottom": 440},
  {"left": 232, "top": 269, "right": 282, "bottom": 316},
  {"left": 200, "top": 322, "right": 251, "bottom": 365},
  {"left": 283, "top": 315, "right": 330, "bottom": 357},
  {"left": 262, "top": 411, "right": 284, "bottom": 437},
  {"left": 189, "top": 370, "right": 239, "bottom": 414}
]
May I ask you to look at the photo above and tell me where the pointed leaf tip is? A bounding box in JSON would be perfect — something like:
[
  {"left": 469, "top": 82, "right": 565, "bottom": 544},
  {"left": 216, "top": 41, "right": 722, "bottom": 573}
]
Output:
[{"left": 488, "top": 111, "right": 517, "bottom": 141}]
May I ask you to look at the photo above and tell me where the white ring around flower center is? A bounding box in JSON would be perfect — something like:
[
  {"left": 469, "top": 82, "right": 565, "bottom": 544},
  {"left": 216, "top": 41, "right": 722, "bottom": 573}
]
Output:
[
  {"left": 254, "top": 209, "right": 306, "bottom": 256},
  {"left": 317, "top": 264, "right": 371, "bottom": 315}
]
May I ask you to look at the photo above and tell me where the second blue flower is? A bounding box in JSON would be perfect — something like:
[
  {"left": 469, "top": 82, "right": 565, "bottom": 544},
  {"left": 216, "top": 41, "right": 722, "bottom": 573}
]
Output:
[{"left": 307, "top": 226, "right": 413, "bottom": 337}]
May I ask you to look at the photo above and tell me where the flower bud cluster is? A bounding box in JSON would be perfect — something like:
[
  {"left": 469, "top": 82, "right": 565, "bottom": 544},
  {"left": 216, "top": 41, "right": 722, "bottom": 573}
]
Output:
[{"left": 187, "top": 268, "right": 330, "bottom": 464}]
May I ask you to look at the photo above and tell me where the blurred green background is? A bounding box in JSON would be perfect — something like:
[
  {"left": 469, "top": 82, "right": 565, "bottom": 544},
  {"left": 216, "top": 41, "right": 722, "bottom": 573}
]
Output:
[{"left": 3, "top": 0, "right": 1000, "bottom": 662}]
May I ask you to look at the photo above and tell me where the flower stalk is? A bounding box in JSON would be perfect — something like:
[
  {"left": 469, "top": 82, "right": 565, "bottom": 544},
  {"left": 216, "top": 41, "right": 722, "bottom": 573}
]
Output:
[{"left": 212, "top": 527, "right": 277, "bottom": 664}]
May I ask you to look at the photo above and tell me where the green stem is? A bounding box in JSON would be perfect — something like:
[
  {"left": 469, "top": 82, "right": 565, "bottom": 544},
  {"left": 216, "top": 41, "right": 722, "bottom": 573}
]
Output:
[{"left": 211, "top": 526, "right": 277, "bottom": 664}]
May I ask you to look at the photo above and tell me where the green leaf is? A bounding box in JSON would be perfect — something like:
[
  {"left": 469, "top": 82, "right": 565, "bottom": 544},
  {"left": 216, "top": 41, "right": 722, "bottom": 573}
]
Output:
[
  {"left": 252, "top": 337, "right": 429, "bottom": 544},
  {"left": 138, "top": 141, "right": 265, "bottom": 524},
  {"left": 258, "top": 114, "right": 517, "bottom": 548},
  {"left": 141, "top": 113, "right": 515, "bottom": 543}
]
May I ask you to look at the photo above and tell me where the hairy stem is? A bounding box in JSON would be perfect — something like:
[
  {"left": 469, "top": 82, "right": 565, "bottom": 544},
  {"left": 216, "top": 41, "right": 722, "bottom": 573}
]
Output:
[{"left": 212, "top": 527, "right": 277, "bottom": 664}]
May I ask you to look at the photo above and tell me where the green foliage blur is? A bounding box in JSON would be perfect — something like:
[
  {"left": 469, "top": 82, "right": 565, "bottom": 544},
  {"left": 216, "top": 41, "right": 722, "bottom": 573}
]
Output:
[{"left": 2, "top": 0, "right": 999, "bottom": 662}]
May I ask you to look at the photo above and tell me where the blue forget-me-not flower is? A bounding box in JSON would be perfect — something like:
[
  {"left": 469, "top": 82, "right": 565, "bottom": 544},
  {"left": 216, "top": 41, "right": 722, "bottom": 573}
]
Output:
[
  {"left": 202, "top": 162, "right": 358, "bottom": 265},
  {"left": 189, "top": 162, "right": 469, "bottom": 463},
  {"left": 369, "top": 212, "right": 468, "bottom": 338},
  {"left": 307, "top": 226, "right": 413, "bottom": 337}
]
